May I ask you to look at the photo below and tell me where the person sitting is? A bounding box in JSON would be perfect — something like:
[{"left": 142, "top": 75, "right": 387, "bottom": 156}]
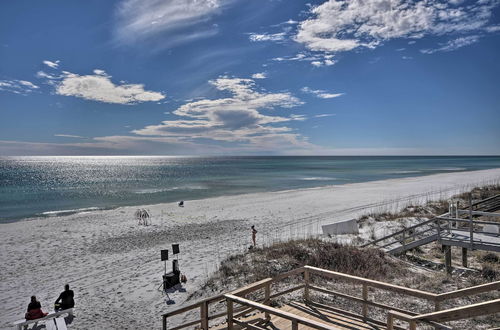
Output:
[
  {"left": 25, "top": 296, "right": 48, "bottom": 320},
  {"left": 54, "top": 284, "right": 74, "bottom": 311}
]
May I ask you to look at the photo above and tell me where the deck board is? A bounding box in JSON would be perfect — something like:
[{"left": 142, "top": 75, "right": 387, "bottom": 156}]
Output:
[{"left": 211, "top": 302, "right": 384, "bottom": 329}]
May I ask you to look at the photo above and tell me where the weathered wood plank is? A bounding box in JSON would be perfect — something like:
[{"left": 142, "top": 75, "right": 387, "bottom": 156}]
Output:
[
  {"left": 306, "top": 266, "right": 438, "bottom": 300},
  {"left": 225, "top": 294, "right": 338, "bottom": 329}
]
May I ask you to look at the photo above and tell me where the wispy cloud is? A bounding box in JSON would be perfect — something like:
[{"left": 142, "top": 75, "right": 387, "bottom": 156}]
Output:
[
  {"left": 273, "top": 52, "right": 336, "bottom": 67},
  {"left": 314, "top": 114, "right": 335, "bottom": 118},
  {"left": 249, "top": 32, "right": 286, "bottom": 42},
  {"left": 114, "top": 0, "right": 229, "bottom": 47},
  {"left": 40, "top": 69, "right": 165, "bottom": 104},
  {"left": 43, "top": 60, "right": 60, "bottom": 69},
  {"left": 420, "top": 35, "right": 480, "bottom": 54},
  {"left": 301, "top": 86, "right": 343, "bottom": 99},
  {"left": 54, "top": 134, "right": 85, "bottom": 138},
  {"left": 293, "top": 0, "right": 499, "bottom": 59},
  {"left": 0, "top": 79, "right": 39, "bottom": 94}
]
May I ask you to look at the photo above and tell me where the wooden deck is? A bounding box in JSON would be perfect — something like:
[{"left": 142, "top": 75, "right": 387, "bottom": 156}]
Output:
[
  {"left": 442, "top": 229, "right": 500, "bottom": 252},
  {"left": 213, "top": 302, "right": 385, "bottom": 330}
]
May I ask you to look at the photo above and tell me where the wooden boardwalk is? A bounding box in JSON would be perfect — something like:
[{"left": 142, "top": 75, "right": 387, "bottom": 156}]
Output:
[
  {"left": 162, "top": 266, "right": 500, "bottom": 330},
  {"left": 442, "top": 229, "right": 500, "bottom": 252},
  {"left": 363, "top": 195, "right": 500, "bottom": 255},
  {"left": 213, "top": 302, "right": 385, "bottom": 330}
]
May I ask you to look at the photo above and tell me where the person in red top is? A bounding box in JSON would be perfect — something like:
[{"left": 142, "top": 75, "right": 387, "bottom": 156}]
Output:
[{"left": 25, "top": 296, "right": 48, "bottom": 320}]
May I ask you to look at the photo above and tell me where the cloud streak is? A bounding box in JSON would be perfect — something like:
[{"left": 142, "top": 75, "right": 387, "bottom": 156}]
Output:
[
  {"left": 301, "top": 87, "right": 343, "bottom": 99},
  {"left": 43, "top": 60, "right": 60, "bottom": 69},
  {"left": 114, "top": 0, "right": 229, "bottom": 47},
  {"left": 420, "top": 35, "right": 480, "bottom": 54},
  {"left": 0, "top": 79, "right": 39, "bottom": 95}
]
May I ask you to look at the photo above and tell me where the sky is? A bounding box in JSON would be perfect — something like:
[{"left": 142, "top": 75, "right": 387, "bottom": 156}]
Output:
[{"left": 0, "top": 0, "right": 499, "bottom": 156}]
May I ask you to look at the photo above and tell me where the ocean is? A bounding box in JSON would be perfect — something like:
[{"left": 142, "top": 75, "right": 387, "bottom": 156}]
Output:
[{"left": 1, "top": 156, "right": 499, "bottom": 222}]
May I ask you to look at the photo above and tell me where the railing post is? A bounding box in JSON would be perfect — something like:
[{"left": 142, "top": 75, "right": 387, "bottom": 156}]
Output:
[
  {"left": 402, "top": 230, "right": 406, "bottom": 250},
  {"left": 304, "top": 268, "right": 310, "bottom": 301},
  {"left": 469, "top": 194, "right": 474, "bottom": 249},
  {"left": 227, "top": 297, "right": 234, "bottom": 329},
  {"left": 264, "top": 282, "right": 271, "bottom": 320},
  {"left": 387, "top": 313, "right": 394, "bottom": 330},
  {"left": 362, "top": 283, "right": 368, "bottom": 320},
  {"left": 436, "top": 219, "right": 441, "bottom": 241},
  {"left": 291, "top": 319, "right": 299, "bottom": 330},
  {"left": 162, "top": 315, "right": 167, "bottom": 330},
  {"left": 200, "top": 301, "right": 209, "bottom": 330},
  {"left": 444, "top": 245, "right": 452, "bottom": 274},
  {"left": 409, "top": 320, "right": 417, "bottom": 330},
  {"left": 434, "top": 300, "right": 440, "bottom": 311}
]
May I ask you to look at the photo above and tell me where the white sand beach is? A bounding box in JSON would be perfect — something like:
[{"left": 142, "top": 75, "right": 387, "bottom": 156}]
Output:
[{"left": 1, "top": 168, "right": 500, "bottom": 329}]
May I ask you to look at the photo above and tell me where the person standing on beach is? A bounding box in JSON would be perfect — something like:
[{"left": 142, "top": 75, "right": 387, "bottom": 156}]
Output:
[{"left": 251, "top": 225, "right": 257, "bottom": 247}]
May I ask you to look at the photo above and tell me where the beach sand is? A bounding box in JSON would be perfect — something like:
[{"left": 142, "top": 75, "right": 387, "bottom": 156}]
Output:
[{"left": 1, "top": 168, "right": 499, "bottom": 329}]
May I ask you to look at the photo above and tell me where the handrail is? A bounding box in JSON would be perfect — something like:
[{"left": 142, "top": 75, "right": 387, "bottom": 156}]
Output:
[
  {"left": 362, "top": 218, "right": 437, "bottom": 247},
  {"left": 457, "top": 210, "right": 500, "bottom": 217},
  {"left": 305, "top": 266, "right": 438, "bottom": 300},
  {"left": 437, "top": 216, "right": 500, "bottom": 226},
  {"left": 225, "top": 294, "right": 337, "bottom": 329},
  {"left": 388, "top": 298, "right": 500, "bottom": 328},
  {"left": 416, "top": 298, "right": 500, "bottom": 322},
  {"left": 471, "top": 194, "right": 500, "bottom": 208},
  {"left": 436, "top": 280, "right": 500, "bottom": 301}
]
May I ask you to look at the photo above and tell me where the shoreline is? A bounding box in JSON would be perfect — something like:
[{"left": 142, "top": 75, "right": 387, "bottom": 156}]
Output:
[
  {"left": 10, "top": 167, "right": 500, "bottom": 225},
  {"left": 1, "top": 168, "right": 500, "bottom": 329}
]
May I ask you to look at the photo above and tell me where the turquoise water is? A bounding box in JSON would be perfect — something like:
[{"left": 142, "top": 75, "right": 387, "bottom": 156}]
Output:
[{"left": 1, "top": 156, "right": 499, "bottom": 222}]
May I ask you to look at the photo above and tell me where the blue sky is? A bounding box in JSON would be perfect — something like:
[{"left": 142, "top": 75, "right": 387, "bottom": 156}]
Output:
[{"left": 1, "top": 0, "right": 499, "bottom": 155}]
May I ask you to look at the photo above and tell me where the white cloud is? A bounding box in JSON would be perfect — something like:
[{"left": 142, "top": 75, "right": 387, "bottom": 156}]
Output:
[
  {"left": 485, "top": 25, "right": 500, "bottom": 32},
  {"left": 314, "top": 114, "right": 335, "bottom": 118},
  {"left": 249, "top": 32, "right": 286, "bottom": 42},
  {"left": 41, "top": 70, "right": 165, "bottom": 104},
  {"left": 420, "top": 35, "right": 480, "bottom": 54},
  {"left": 132, "top": 76, "right": 311, "bottom": 149},
  {"left": 114, "top": 0, "right": 227, "bottom": 46},
  {"left": 251, "top": 72, "right": 267, "bottom": 79},
  {"left": 295, "top": 0, "right": 499, "bottom": 55},
  {"left": 301, "top": 86, "right": 343, "bottom": 99},
  {"left": 0, "top": 79, "right": 39, "bottom": 94},
  {"left": 43, "top": 60, "right": 60, "bottom": 69},
  {"left": 402, "top": 56, "right": 413, "bottom": 60},
  {"left": 272, "top": 52, "right": 336, "bottom": 67}
]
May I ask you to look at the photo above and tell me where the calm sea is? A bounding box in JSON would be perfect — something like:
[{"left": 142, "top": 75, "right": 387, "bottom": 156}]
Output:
[{"left": 1, "top": 156, "right": 500, "bottom": 222}]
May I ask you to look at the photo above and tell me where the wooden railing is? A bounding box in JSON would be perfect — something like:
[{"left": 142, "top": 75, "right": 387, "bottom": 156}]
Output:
[
  {"left": 161, "top": 268, "right": 305, "bottom": 330},
  {"left": 162, "top": 265, "right": 500, "bottom": 329},
  {"left": 388, "top": 299, "right": 500, "bottom": 329},
  {"left": 363, "top": 212, "right": 500, "bottom": 255}
]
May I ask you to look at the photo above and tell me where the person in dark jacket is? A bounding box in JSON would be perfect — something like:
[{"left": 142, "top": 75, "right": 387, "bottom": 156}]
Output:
[
  {"left": 54, "top": 284, "right": 74, "bottom": 311},
  {"left": 25, "top": 296, "right": 47, "bottom": 320}
]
